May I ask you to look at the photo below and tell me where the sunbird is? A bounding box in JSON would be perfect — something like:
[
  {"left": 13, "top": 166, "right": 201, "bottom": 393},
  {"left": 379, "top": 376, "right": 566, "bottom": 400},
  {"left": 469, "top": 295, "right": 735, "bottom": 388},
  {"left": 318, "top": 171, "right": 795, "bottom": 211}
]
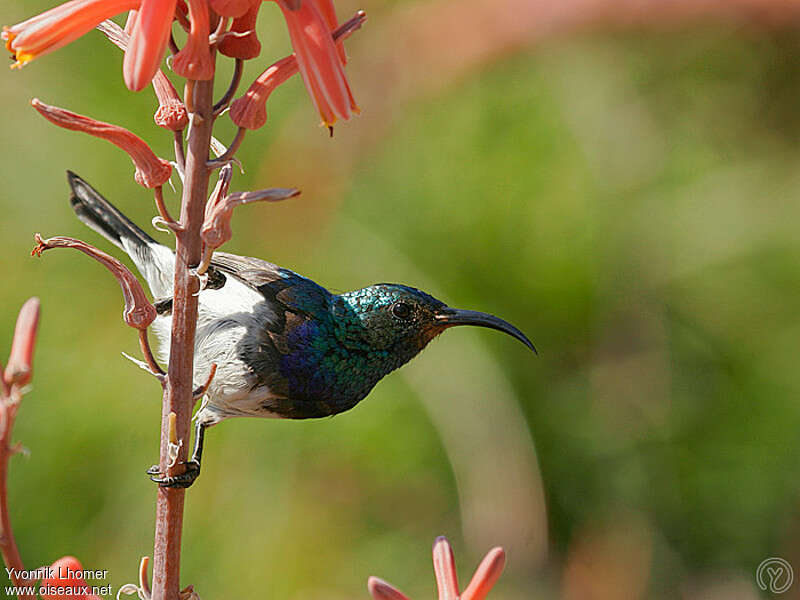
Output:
[{"left": 67, "top": 172, "right": 535, "bottom": 487}]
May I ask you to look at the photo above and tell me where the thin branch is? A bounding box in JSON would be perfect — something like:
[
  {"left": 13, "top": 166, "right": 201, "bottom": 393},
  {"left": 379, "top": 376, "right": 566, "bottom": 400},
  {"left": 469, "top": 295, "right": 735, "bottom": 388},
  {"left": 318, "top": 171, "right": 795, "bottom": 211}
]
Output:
[
  {"left": 154, "top": 186, "right": 181, "bottom": 231},
  {"left": 139, "top": 329, "right": 166, "bottom": 380},
  {"left": 206, "top": 127, "right": 246, "bottom": 169},
  {"left": 192, "top": 363, "right": 217, "bottom": 399},
  {"left": 173, "top": 130, "right": 186, "bottom": 176},
  {"left": 213, "top": 58, "right": 244, "bottom": 115}
]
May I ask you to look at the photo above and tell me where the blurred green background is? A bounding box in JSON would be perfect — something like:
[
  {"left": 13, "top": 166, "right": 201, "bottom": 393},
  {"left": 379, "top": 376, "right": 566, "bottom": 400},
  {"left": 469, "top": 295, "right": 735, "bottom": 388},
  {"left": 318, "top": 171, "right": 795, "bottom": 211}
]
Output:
[{"left": 3, "top": 1, "right": 800, "bottom": 598}]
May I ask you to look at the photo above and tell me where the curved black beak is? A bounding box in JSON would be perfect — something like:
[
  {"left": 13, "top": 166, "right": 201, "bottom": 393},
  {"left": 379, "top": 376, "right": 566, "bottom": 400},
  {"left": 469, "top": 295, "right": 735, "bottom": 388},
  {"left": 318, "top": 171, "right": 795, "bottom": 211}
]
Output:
[{"left": 435, "top": 308, "right": 537, "bottom": 354}]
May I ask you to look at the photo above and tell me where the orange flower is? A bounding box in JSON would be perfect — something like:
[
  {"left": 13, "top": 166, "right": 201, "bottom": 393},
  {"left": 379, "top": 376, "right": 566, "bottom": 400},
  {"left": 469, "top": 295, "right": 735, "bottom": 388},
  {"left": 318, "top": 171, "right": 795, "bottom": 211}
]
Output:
[
  {"left": 32, "top": 99, "right": 171, "bottom": 188},
  {"left": 230, "top": 10, "right": 365, "bottom": 130},
  {"left": 230, "top": 55, "right": 296, "bottom": 130},
  {"left": 276, "top": 0, "right": 359, "bottom": 128},
  {"left": 123, "top": 0, "right": 178, "bottom": 91},
  {"left": 4, "top": 0, "right": 177, "bottom": 92},
  {"left": 33, "top": 230, "right": 157, "bottom": 331},
  {"left": 3, "top": 0, "right": 138, "bottom": 69},
  {"left": 312, "top": 0, "right": 346, "bottom": 64}
]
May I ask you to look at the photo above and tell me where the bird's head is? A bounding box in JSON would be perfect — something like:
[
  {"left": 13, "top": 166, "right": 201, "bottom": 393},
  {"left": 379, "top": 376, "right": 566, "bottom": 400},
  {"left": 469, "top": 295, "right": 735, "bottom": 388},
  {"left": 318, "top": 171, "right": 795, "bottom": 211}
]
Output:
[{"left": 337, "top": 284, "right": 535, "bottom": 368}]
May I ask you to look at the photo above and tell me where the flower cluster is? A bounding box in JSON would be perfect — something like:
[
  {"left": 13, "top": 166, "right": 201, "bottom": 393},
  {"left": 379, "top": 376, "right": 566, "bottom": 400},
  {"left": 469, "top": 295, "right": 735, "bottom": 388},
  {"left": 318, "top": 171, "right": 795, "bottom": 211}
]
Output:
[{"left": 4, "top": 0, "right": 364, "bottom": 128}]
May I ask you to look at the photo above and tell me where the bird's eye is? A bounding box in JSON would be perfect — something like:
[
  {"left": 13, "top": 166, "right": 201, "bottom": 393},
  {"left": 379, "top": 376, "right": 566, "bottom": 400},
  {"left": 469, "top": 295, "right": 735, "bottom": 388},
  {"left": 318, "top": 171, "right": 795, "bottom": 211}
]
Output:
[{"left": 391, "top": 301, "right": 412, "bottom": 320}]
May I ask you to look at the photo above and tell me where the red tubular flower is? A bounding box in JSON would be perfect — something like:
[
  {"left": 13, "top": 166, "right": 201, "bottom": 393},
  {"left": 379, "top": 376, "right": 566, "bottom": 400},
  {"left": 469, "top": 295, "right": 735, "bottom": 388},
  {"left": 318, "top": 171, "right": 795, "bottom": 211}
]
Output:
[
  {"left": 4, "top": 0, "right": 175, "bottom": 91},
  {"left": 172, "top": 0, "right": 213, "bottom": 81},
  {"left": 276, "top": 0, "right": 359, "bottom": 128},
  {"left": 432, "top": 537, "right": 459, "bottom": 600},
  {"left": 3, "top": 298, "right": 40, "bottom": 388},
  {"left": 210, "top": 0, "right": 259, "bottom": 18},
  {"left": 230, "top": 55, "right": 296, "bottom": 130},
  {"left": 368, "top": 537, "right": 506, "bottom": 600},
  {"left": 232, "top": 10, "right": 366, "bottom": 130},
  {"left": 3, "top": 0, "right": 138, "bottom": 69},
  {"left": 312, "top": 0, "right": 346, "bottom": 64},
  {"left": 40, "top": 556, "right": 103, "bottom": 600},
  {"left": 461, "top": 547, "right": 506, "bottom": 600},
  {"left": 31, "top": 99, "right": 171, "bottom": 188},
  {"left": 123, "top": 0, "right": 178, "bottom": 91},
  {"left": 219, "top": 1, "right": 262, "bottom": 60},
  {"left": 33, "top": 234, "right": 157, "bottom": 330}
]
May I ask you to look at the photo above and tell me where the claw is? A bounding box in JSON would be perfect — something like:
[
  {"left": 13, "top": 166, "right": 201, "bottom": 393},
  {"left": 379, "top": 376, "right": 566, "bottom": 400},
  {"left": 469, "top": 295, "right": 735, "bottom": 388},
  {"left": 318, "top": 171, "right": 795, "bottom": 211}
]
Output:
[
  {"left": 148, "top": 421, "right": 207, "bottom": 488},
  {"left": 149, "top": 460, "right": 200, "bottom": 488}
]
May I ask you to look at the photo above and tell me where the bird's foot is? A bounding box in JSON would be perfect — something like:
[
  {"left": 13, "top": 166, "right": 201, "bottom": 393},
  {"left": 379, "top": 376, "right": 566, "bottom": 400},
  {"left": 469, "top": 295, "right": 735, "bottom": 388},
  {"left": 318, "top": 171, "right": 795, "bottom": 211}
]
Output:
[{"left": 148, "top": 460, "right": 201, "bottom": 488}]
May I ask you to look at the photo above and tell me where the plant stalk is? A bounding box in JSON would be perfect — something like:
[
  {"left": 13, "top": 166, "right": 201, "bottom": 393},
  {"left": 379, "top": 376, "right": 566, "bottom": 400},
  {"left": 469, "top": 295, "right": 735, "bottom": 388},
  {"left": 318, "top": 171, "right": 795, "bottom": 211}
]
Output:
[
  {"left": 150, "top": 77, "right": 215, "bottom": 600},
  {"left": 0, "top": 391, "right": 34, "bottom": 600}
]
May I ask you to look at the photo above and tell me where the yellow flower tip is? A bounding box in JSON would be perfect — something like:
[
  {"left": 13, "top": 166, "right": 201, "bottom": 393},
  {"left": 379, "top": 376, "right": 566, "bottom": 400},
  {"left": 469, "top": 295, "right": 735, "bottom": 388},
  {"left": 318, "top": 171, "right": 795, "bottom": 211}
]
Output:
[
  {"left": 4, "top": 31, "right": 32, "bottom": 69},
  {"left": 320, "top": 117, "right": 338, "bottom": 129},
  {"left": 11, "top": 53, "right": 34, "bottom": 68},
  {"left": 3, "top": 28, "right": 15, "bottom": 48}
]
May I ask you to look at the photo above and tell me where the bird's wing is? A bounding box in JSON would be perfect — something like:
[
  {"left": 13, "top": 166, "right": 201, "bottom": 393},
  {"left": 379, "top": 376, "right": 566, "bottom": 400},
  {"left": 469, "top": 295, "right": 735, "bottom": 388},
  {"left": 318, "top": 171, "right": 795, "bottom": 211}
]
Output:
[
  {"left": 210, "top": 252, "right": 345, "bottom": 418},
  {"left": 209, "top": 251, "right": 332, "bottom": 319},
  {"left": 208, "top": 252, "right": 284, "bottom": 287}
]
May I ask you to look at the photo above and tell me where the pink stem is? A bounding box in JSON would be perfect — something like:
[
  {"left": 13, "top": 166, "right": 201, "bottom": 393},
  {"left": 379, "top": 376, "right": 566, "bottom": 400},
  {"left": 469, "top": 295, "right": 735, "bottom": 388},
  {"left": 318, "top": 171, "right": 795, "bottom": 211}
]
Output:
[{"left": 150, "top": 76, "right": 216, "bottom": 600}]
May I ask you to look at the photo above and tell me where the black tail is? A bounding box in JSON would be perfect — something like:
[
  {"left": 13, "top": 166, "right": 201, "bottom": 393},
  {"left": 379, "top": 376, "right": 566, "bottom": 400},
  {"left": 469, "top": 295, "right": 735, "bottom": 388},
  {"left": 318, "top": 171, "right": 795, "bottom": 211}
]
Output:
[{"left": 67, "top": 171, "right": 157, "bottom": 250}]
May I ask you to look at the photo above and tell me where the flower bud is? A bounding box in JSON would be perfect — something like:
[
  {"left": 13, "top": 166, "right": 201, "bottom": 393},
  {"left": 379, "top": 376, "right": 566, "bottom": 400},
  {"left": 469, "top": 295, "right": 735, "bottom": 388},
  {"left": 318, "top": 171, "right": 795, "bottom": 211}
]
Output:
[
  {"left": 31, "top": 99, "right": 171, "bottom": 188},
  {"left": 4, "top": 297, "right": 40, "bottom": 387},
  {"left": 152, "top": 71, "right": 188, "bottom": 130},
  {"left": 32, "top": 234, "right": 156, "bottom": 331}
]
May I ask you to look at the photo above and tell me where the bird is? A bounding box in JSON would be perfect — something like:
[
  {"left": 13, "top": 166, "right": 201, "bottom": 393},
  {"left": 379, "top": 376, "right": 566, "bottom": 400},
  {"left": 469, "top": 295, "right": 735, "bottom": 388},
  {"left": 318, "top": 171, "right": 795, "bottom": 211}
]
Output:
[{"left": 66, "top": 171, "right": 535, "bottom": 488}]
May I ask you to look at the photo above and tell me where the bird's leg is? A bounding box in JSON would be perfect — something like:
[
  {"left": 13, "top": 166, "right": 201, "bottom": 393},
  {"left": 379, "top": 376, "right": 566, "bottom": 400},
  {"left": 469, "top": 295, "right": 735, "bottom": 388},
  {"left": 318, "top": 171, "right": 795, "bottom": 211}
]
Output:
[{"left": 148, "top": 420, "right": 207, "bottom": 488}]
